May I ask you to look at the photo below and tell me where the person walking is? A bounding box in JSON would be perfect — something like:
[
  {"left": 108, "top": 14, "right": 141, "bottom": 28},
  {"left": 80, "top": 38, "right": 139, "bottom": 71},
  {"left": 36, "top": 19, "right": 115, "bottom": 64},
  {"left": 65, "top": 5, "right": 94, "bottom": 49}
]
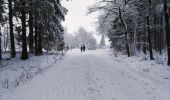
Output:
[
  {"left": 83, "top": 45, "right": 86, "bottom": 52},
  {"left": 81, "top": 46, "right": 83, "bottom": 52}
]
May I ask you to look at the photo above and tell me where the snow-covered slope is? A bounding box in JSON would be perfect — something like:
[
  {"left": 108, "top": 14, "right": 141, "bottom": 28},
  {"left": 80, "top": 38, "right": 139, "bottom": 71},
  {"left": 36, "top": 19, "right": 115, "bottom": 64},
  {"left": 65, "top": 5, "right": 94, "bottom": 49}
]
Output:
[
  {"left": 1, "top": 49, "right": 170, "bottom": 100},
  {"left": 0, "top": 53, "right": 63, "bottom": 95}
]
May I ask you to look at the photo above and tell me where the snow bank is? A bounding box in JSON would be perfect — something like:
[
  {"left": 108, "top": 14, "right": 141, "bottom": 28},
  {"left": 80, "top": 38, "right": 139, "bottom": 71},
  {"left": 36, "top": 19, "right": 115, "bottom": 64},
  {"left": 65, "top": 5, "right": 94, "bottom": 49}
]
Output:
[
  {"left": 111, "top": 51, "right": 170, "bottom": 89},
  {"left": 0, "top": 53, "right": 63, "bottom": 95}
]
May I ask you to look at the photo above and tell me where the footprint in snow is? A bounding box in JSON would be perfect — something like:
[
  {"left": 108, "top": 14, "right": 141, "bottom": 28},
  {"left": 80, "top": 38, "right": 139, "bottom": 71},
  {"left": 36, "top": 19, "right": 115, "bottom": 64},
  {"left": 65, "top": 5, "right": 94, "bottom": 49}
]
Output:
[
  {"left": 96, "top": 78, "right": 99, "bottom": 81},
  {"left": 144, "top": 83, "right": 148, "bottom": 86},
  {"left": 164, "top": 77, "right": 169, "bottom": 80},
  {"left": 110, "top": 82, "right": 114, "bottom": 85},
  {"left": 146, "top": 91, "right": 151, "bottom": 95},
  {"left": 88, "top": 87, "right": 95, "bottom": 91}
]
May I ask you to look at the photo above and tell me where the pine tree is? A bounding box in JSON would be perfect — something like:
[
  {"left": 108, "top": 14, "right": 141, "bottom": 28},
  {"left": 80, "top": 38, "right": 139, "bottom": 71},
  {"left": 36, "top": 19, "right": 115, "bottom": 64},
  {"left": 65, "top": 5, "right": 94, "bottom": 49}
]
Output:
[
  {"left": 100, "top": 35, "right": 105, "bottom": 48},
  {"left": 34, "top": 23, "right": 38, "bottom": 55},
  {"left": 33, "top": 0, "right": 67, "bottom": 52},
  {"left": 0, "top": 0, "right": 3, "bottom": 60},
  {"left": 20, "top": 0, "right": 28, "bottom": 60},
  {"left": 38, "top": 24, "right": 42, "bottom": 55},
  {"left": 147, "top": 0, "right": 154, "bottom": 60},
  {"left": 164, "top": 0, "right": 170, "bottom": 65},
  {"left": 28, "top": 0, "right": 34, "bottom": 53},
  {"left": 8, "top": 0, "right": 16, "bottom": 58}
]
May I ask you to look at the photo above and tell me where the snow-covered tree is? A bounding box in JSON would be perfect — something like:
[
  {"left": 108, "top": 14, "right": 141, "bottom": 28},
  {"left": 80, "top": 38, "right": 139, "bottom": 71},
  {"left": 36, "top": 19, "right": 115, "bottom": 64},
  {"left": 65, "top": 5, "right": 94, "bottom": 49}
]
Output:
[
  {"left": 0, "top": 0, "right": 67, "bottom": 60},
  {"left": 0, "top": 0, "right": 4, "bottom": 60},
  {"left": 8, "top": 0, "right": 16, "bottom": 58},
  {"left": 64, "top": 27, "right": 97, "bottom": 50},
  {"left": 88, "top": 0, "right": 139, "bottom": 57},
  {"left": 11, "top": 0, "right": 67, "bottom": 59},
  {"left": 163, "top": 0, "right": 170, "bottom": 65},
  {"left": 100, "top": 35, "right": 105, "bottom": 48},
  {"left": 88, "top": 0, "right": 169, "bottom": 65}
]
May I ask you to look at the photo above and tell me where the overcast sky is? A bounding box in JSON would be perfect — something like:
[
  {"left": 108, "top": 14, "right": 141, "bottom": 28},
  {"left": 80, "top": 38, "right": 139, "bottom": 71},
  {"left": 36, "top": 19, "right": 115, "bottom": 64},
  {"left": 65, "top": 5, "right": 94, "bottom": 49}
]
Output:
[
  {"left": 61, "top": 0, "right": 110, "bottom": 45},
  {"left": 61, "top": 0, "right": 98, "bottom": 34}
]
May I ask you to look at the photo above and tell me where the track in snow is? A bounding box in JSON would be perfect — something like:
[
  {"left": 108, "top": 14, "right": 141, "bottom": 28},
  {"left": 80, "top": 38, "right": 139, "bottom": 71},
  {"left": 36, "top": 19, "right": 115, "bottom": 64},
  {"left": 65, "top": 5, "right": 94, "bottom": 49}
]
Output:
[{"left": 1, "top": 49, "right": 170, "bottom": 100}]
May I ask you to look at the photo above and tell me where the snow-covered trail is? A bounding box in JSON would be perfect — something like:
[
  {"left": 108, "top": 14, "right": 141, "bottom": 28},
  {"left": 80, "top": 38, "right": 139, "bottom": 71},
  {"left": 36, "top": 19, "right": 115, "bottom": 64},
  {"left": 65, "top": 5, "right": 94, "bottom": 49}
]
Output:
[{"left": 1, "top": 49, "right": 170, "bottom": 100}]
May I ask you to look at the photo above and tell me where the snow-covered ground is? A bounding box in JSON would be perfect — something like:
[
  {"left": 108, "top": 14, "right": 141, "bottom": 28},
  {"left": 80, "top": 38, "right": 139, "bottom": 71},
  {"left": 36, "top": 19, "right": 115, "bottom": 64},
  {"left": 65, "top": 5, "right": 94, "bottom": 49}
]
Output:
[
  {"left": 0, "top": 49, "right": 170, "bottom": 100},
  {"left": 0, "top": 52, "right": 63, "bottom": 95}
]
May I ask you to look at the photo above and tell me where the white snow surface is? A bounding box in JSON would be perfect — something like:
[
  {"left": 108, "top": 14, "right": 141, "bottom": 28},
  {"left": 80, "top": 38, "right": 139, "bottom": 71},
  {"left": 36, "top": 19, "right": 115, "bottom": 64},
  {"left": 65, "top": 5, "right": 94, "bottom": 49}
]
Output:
[
  {"left": 0, "top": 52, "right": 63, "bottom": 95},
  {"left": 1, "top": 49, "right": 170, "bottom": 100}
]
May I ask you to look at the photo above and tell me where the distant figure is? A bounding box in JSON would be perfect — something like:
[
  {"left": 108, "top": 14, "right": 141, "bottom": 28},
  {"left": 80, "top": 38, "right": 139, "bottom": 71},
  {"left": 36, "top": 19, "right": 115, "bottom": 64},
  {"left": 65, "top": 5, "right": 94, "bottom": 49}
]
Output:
[
  {"left": 81, "top": 46, "right": 83, "bottom": 52},
  {"left": 83, "top": 45, "right": 86, "bottom": 52}
]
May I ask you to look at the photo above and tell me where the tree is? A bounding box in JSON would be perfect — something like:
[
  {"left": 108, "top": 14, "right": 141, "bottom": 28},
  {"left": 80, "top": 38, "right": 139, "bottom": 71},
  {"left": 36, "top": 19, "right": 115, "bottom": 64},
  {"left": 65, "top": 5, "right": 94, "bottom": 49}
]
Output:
[
  {"left": 38, "top": 24, "right": 42, "bottom": 55},
  {"left": 164, "top": 0, "right": 170, "bottom": 65},
  {"left": 8, "top": 0, "right": 16, "bottom": 58},
  {"left": 88, "top": 0, "right": 134, "bottom": 57},
  {"left": 0, "top": 0, "right": 67, "bottom": 60},
  {"left": 100, "top": 35, "right": 105, "bottom": 48},
  {"left": 28, "top": 0, "right": 34, "bottom": 53},
  {"left": 64, "top": 27, "right": 97, "bottom": 50},
  {"left": 88, "top": 36, "right": 97, "bottom": 50},
  {"left": 34, "top": 23, "right": 38, "bottom": 55},
  {"left": 0, "top": 0, "right": 3, "bottom": 60},
  {"left": 147, "top": 0, "right": 154, "bottom": 60},
  {"left": 0, "top": 27, "right": 1, "bottom": 60},
  {"left": 15, "top": 26, "right": 22, "bottom": 45},
  {"left": 33, "top": 0, "right": 67, "bottom": 53},
  {"left": 20, "top": 0, "right": 28, "bottom": 60}
]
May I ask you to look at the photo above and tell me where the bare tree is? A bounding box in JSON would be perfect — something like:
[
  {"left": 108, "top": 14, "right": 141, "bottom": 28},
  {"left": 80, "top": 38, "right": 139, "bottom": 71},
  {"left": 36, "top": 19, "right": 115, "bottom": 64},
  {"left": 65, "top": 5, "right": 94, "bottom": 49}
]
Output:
[{"left": 88, "top": 0, "right": 133, "bottom": 57}]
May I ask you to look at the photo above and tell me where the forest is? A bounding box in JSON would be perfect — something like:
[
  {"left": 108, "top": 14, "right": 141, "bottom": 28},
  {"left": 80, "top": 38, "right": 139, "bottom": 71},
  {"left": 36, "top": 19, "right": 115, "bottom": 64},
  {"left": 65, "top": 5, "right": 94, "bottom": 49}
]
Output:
[
  {"left": 88, "top": 0, "right": 170, "bottom": 66},
  {"left": 0, "top": 0, "right": 67, "bottom": 60},
  {"left": 64, "top": 27, "right": 97, "bottom": 50},
  {"left": 0, "top": 0, "right": 170, "bottom": 66},
  {"left": 0, "top": 0, "right": 170, "bottom": 100}
]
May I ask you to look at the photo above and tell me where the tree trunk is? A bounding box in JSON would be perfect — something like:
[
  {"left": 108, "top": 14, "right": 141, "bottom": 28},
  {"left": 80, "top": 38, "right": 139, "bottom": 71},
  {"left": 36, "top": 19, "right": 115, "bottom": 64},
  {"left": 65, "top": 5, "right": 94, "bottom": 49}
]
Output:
[
  {"left": 8, "top": 0, "right": 16, "bottom": 58},
  {"left": 147, "top": 0, "right": 154, "bottom": 60},
  {"left": 21, "top": 1, "right": 28, "bottom": 60},
  {"left": 126, "top": 41, "right": 130, "bottom": 57},
  {"left": 164, "top": 0, "right": 170, "bottom": 65},
  {"left": 38, "top": 24, "right": 42, "bottom": 55},
  {"left": 154, "top": 16, "right": 158, "bottom": 51},
  {"left": 147, "top": 16, "right": 154, "bottom": 60},
  {"left": 0, "top": 27, "right": 2, "bottom": 60},
  {"left": 4, "top": 22, "right": 9, "bottom": 52},
  {"left": 28, "top": 0, "right": 34, "bottom": 53},
  {"left": 159, "top": 16, "right": 163, "bottom": 55},
  {"left": 34, "top": 23, "right": 38, "bottom": 56},
  {"left": 143, "top": 25, "right": 147, "bottom": 55},
  {"left": 119, "top": 7, "right": 130, "bottom": 57},
  {"left": 137, "top": 33, "right": 141, "bottom": 51}
]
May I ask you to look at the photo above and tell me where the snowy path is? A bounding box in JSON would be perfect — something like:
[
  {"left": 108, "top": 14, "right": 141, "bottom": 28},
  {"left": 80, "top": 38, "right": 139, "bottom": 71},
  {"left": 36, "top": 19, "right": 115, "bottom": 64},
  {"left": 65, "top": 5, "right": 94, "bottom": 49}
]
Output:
[{"left": 1, "top": 49, "right": 170, "bottom": 100}]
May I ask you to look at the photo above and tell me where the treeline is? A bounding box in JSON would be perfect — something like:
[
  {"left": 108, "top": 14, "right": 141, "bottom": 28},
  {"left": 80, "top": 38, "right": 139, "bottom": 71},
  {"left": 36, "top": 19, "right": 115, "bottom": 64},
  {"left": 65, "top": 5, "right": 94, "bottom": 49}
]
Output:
[
  {"left": 0, "top": 0, "right": 67, "bottom": 60},
  {"left": 64, "top": 27, "right": 97, "bottom": 50},
  {"left": 88, "top": 0, "right": 170, "bottom": 65}
]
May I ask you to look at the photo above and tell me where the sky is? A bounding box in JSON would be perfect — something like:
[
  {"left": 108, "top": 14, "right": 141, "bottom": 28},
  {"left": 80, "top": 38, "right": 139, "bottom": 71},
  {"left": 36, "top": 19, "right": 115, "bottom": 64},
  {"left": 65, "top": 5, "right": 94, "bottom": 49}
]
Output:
[
  {"left": 61, "top": 0, "right": 98, "bottom": 34},
  {"left": 61, "top": 0, "right": 110, "bottom": 45}
]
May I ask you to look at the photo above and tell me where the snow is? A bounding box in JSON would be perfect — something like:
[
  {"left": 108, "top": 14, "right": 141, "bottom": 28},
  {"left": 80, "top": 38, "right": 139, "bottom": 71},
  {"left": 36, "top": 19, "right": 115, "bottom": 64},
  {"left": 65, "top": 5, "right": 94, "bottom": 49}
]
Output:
[
  {"left": 1, "top": 49, "right": 170, "bottom": 100},
  {"left": 0, "top": 52, "right": 63, "bottom": 95}
]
